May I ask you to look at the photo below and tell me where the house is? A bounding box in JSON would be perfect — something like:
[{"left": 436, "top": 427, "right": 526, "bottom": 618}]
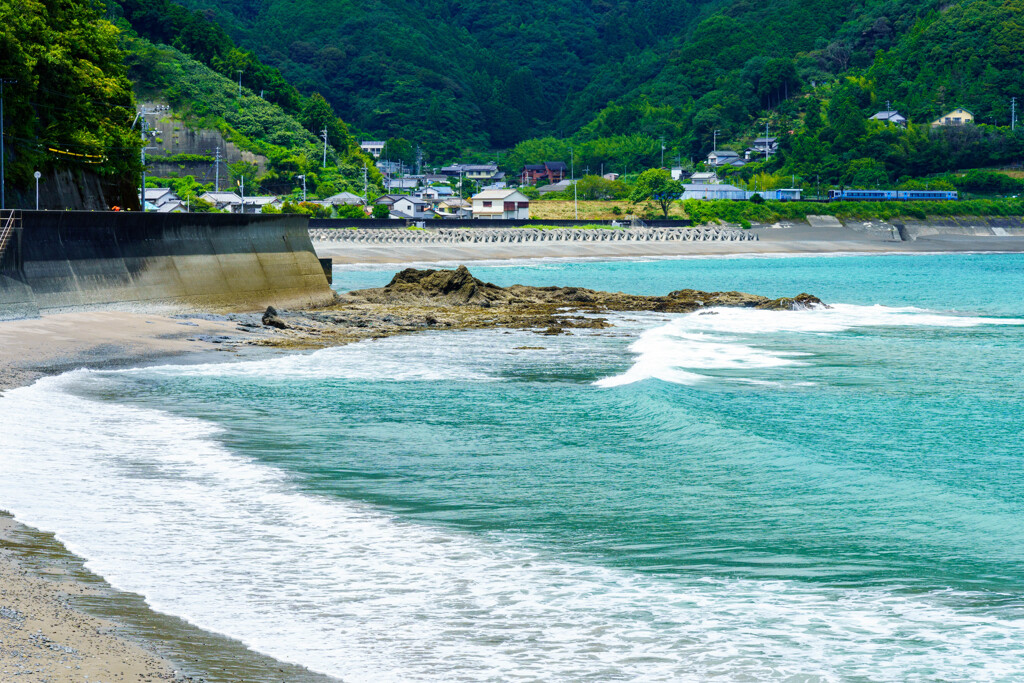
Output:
[
  {"left": 440, "top": 164, "right": 503, "bottom": 182},
  {"left": 471, "top": 189, "right": 530, "bottom": 219},
  {"left": 520, "top": 161, "right": 568, "bottom": 185},
  {"left": 603, "top": 172, "right": 620, "bottom": 181},
  {"left": 374, "top": 194, "right": 407, "bottom": 207},
  {"left": 199, "top": 191, "right": 243, "bottom": 212},
  {"left": 680, "top": 183, "right": 747, "bottom": 201},
  {"left": 744, "top": 137, "right": 778, "bottom": 160},
  {"left": 413, "top": 186, "right": 442, "bottom": 202},
  {"left": 360, "top": 141, "right": 385, "bottom": 157},
  {"left": 435, "top": 198, "right": 472, "bottom": 218},
  {"left": 391, "top": 196, "right": 435, "bottom": 219},
  {"left": 706, "top": 150, "right": 746, "bottom": 168},
  {"left": 143, "top": 187, "right": 178, "bottom": 208},
  {"left": 537, "top": 179, "right": 576, "bottom": 195},
  {"left": 245, "top": 196, "right": 282, "bottom": 213},
  {"left": 670, "top": 167, "right": 685, "bottom": 181},
  {"left": 688, "top": 171, "right": 718, "bottom": 184},
  {"left": 385, "top": 177, "right": 420, "bottom": 192},
  {"left": 931, "top": 108, "right": 974, "bottom": 126},
  {"left": 465, "top": 164, "right": 502, "bottom": 182},
  {"left": 324, "top": 191, "right": 365, "bottom": 206},
  {"left": 870, "top": 110, "right": 907, "bottom": 126},
  {"left": 155, "top": 199, "right": 186, "bottom": 213}
]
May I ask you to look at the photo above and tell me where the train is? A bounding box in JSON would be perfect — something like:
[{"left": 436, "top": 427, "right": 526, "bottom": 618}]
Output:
[{"left": 827, "top": 189, "right": 959, "bottom": 202}]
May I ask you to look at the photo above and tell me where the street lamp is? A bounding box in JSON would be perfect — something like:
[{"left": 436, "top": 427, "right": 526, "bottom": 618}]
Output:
[
  {"left": 296, "top": 174, "right": 306, "bottom": 202},
  {"left": 33, "top": 171, "right": 40, "bottom": 210}
]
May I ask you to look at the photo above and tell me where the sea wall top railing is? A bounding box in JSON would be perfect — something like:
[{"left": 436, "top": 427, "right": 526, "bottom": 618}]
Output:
[
  {"left": 0, "top": 209, "right": 22, "bottom": 268},
  {"left": 309, "top": 226, "right": 757, "bottom": 245}
]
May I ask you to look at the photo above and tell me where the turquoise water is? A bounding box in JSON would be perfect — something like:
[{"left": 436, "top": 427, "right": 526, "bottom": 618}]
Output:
[{"left": 2, "top": 253, "right": 1024, "bottom": 680}]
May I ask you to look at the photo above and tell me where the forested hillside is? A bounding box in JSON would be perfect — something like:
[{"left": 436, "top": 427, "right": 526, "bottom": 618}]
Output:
[
  {"left": 0, "top": 0, "right": 141, "bottom": 204},
  {"left": 164, "top": 0, "right": 1024, "bottom": 183}
]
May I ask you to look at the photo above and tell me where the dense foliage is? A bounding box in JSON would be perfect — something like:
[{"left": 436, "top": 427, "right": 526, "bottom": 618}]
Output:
[
  {"left": 0, "top": 0, "right": 140, "bottom": 192},
  {"left": 124, "top": 34, "right": 383, "bottom": 198}
]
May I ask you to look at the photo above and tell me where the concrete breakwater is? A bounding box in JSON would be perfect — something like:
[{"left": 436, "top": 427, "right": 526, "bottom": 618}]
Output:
[
  {"left": 309, "top": 227, "right": 758, "bottom": 246},
  {"left": 0, "top": 211, "right": 333, "bottom": 320}
]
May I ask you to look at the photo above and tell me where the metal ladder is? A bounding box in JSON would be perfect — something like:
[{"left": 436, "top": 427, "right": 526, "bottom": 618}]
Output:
[{"left": 0, "top": 209, "right": 22, "bottom": 265}]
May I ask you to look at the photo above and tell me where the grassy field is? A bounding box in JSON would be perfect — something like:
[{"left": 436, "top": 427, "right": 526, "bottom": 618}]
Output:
[
  {"left": 529, "top": 200, "right": 636, "bottom": 220},
  {"left": 530, "top": 198, "right": 1024, "bottom": 226}
]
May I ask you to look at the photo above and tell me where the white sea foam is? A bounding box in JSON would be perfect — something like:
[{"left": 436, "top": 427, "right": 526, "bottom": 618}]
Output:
[
  {"left": 142, "top": 331, "right": 497, "bottom": 382},
  {"left": 596, "top": 304, "right": 1024, "bottom": 387},
  {"left": 2, "top": 372, "right": 1024, "bottom": 681}
]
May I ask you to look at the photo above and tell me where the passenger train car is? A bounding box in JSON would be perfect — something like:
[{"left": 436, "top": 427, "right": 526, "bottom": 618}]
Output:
[{"left": 827, "top": 189, "right": 958, "bottom": 202}]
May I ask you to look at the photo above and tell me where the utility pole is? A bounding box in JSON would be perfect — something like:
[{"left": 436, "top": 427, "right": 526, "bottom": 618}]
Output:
[
  {"left": 238, "top": 175, "right": 245, "bottom": 213},
  {"left": 765, "top": 120, "right": 770, "bottom": 163},
  {"left": 362, "top": 164, "right": 368, "bottom": 206},
  {"left": 415, "top": 145, "right": 423, "bottom": 176},
  {"left": 214, "top": 147, "right": 221, "bottom": 191},
  {"left": 236, "top": 71, "right": 243, "bottom": 99},
  {"left": 135, "top": 106, "right": 159, "bottom": 212},
  {"left": 571, "top": 147, "right": 577, "bottom": 219},
  {"left": 1013, "top": 97, "right": 1017, "bottom": 131},
  {"left": 660, "top": 137, "right": 665, "bottom": 168},
  {"left": 713, "top": 129, "right": 720, "bottom": 152},
  {"left": 0, "top": 79, "right": 16, "bottom": 211},
  {"left": 321, "top": 128, "right": 328, "bottom": 168}
]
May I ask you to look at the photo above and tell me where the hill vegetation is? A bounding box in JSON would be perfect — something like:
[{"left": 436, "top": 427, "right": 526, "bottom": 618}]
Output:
[
  {"left": 151, "top": 0, "right": 1022, "bottom": 191},
  {"left": 0, "top": 0, "right": 141, "bottom": 203}
]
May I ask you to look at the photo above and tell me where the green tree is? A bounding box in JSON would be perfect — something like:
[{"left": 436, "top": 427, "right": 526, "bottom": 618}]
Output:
[
  {"left": 629, "top": 169, "right": 684, "bottom": 217},
  {"left": 380, "top": 138, "right": 415, "bottom": 169},
  {"left": 228, "top": 161, "right": 260, "bottom": 193}
]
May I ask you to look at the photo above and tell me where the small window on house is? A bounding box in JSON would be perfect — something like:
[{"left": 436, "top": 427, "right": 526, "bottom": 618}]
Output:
[{"left": 483, "top": 201, "right": 492, "bottom": 207}]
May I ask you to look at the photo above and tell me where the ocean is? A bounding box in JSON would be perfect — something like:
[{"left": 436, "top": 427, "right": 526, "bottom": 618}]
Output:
[{"left": 3, "top": 253, "right": 1024, "bottom": 681}]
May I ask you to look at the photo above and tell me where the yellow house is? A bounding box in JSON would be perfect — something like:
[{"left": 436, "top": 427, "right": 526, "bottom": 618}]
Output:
[{"left": 931, "top": 108, "right": 974, "bottom": 126}]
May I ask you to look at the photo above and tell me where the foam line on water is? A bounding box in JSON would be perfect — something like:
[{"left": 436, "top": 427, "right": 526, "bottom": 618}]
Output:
[
  {"left": 2, "top": 372, "right": 1024, "bottom": 681},
  {"left": 596, "top": 303, "right": 1024, "bottom": 387}
]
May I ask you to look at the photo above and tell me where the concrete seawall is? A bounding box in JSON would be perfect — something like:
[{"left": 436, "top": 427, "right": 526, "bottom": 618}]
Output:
[{"left": 0, "top": 212, "right": 333, "bottom": 319}]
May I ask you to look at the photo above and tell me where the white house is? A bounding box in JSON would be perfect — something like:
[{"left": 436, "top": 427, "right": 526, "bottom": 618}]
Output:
[
  {"left": 391, "top": 196, "right": 435, "bottom": 219},
  {"left": 360, "top": 140, "right": 385, "bottom": 157},
  {"left": 869, "top": 110, "right": 907, "bottom": 126},
  {"left": 324, "top": 191, "right": 365, "bottom": 206},
  {"left": 471, "top": 189, "right": 530, "bottom": 219},
  {"left": 688, "top": 171, "right": 718, "bottom": 184},
  {"left": 681, "top": 183, "right": 747, "bottom": 201},
  {"left": 143, "top": 187, "right": 178, "bottom": 208},
  {"left": 245, "top": 196, "right": 282, "bottom": 213}
]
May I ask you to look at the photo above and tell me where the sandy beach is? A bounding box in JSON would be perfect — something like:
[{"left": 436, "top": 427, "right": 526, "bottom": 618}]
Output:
[{"left": 0, "top": 311, "right": 337, "bottom": 682}]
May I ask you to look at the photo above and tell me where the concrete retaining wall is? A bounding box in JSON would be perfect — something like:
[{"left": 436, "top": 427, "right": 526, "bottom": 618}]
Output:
[
  {"left": 309, "top": 226, "right": 757, "bottom": 245},
  {"left": 309, "top": 218, "right": 695, "bottom": 229},
  {"left": 0, "top": 212, "right": 333, "bottom": 319}
]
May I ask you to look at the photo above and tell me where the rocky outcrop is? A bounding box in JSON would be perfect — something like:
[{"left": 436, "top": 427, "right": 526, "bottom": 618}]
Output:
[{"left": 351, "top": 266, "right": 825, "bottom": 313}]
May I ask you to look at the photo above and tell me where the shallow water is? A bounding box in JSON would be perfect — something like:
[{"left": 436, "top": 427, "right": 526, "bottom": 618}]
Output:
[{"left": 3, "top": 253, "right": 1024, "bottom": 681}]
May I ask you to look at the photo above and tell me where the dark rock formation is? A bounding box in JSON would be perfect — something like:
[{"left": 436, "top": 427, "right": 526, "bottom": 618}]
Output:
[
  {"left": 261, "top": 306, "right": 289, "bottom": 329},
  {"left": 351, "top": 266, "right": 825, "bottom": 313}
]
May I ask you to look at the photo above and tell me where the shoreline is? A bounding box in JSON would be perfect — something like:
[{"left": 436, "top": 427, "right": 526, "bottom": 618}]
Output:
[{"left": 0, "top": 311, "right": 337, "bottom": 682}]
